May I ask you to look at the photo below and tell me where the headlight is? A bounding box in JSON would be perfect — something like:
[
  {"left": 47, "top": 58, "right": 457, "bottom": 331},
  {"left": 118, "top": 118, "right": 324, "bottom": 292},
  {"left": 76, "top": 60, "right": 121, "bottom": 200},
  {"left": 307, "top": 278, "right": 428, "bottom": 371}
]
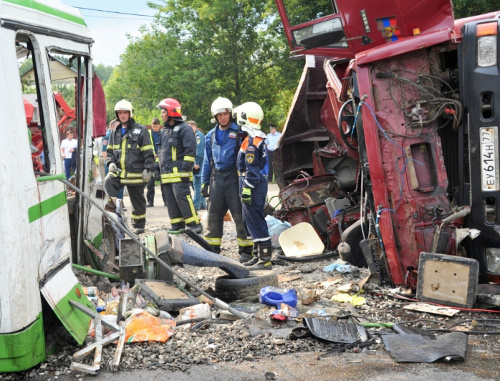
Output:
[
  {"left": 476, "top": 22, "right": 498, "bottom": 68},
  {"left": 477, "top": 36, "right": 497, "bottom": 67},
  {"left": 486, "top": 247, "right": 500, "bottom": 274}
]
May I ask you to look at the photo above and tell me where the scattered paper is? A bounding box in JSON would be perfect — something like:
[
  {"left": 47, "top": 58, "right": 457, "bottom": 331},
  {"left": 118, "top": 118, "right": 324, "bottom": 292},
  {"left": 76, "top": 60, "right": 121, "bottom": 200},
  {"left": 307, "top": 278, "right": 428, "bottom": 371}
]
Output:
[
  {"left": 278, "top": 274, "right": 302, "bottom": 283},
  {"left": 300, "top": 289, "right": 319, "bottom": 305},
  {"left": 321, "top": 276, "right": 343, "bottom": 288},
  {"left": 403, "top": 302, "right": 460, "bottom": 317},
  {"left": 332, "top": 293, "right": 366, "bottom": 306}
]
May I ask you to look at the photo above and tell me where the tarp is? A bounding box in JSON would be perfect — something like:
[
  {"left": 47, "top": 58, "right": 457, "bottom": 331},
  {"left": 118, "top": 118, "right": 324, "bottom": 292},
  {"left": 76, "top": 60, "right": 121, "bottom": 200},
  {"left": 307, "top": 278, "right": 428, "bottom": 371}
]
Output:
[{"left": 92, "top": 74, "right": 107, "bottom": 137}]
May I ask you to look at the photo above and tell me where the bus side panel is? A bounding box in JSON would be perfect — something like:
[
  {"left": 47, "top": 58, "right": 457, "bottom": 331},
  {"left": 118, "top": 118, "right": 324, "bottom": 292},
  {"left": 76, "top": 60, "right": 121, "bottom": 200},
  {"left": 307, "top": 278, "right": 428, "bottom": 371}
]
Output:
[{"left": 0, "top": 27, "right": 43, "bottom": 333}]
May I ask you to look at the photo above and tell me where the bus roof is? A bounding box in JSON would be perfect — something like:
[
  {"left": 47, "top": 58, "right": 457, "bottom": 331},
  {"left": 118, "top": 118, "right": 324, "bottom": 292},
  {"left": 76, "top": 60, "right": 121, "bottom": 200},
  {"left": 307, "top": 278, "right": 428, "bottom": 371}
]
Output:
[{"left": 0, "top": 0, "right": 92, "bottom": 42}]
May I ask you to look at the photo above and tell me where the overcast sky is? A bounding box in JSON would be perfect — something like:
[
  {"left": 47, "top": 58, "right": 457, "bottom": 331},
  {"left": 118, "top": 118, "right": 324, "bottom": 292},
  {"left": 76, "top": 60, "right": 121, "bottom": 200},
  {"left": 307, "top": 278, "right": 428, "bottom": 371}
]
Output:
[{"left": 67, "top": 1, "right": 156, "bottom": 66}]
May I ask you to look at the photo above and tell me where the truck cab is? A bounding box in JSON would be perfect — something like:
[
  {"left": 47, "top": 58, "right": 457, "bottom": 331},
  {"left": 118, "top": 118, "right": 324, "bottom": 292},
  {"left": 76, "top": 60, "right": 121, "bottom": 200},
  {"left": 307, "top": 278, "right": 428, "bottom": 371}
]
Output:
[{"left": 274, "top": 0, "right": 500, "bottom": 286}]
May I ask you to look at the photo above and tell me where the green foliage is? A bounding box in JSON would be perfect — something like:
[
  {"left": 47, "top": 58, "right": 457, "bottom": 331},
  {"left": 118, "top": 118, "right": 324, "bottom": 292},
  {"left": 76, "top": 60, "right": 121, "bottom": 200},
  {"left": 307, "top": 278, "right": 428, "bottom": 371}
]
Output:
[
  {"left": 104, "top": 0, "right": 302, "bottom": 131},
  {"left": 53, "top": 84, "right": 75, "bottom": 108},
  {"left": 19, "top": 57, "right": 33, "bottom": 76},
  {"left": 453, "top": 0, "right": 500, "bottom": 18},
  {"left": 93, "top": 63, "right": 114, "bottom": 85},
  {"left": 279, "top": 0, "right": 335, "bottom": 26}
]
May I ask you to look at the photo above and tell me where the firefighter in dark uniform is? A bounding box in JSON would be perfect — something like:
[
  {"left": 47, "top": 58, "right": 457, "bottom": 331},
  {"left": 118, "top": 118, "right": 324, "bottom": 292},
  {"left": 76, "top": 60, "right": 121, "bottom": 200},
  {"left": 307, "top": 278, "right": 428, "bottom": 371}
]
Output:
[
  {"left": 157, "top": 98, "right": 202, "bottom": 233},
  {"left": 235, "top": 102, "right": 273, "bottom": 270},
  {"left": 201, "top": 97, "right": 253, "bottom": 256},
  {"left": 104, "top": 99, "right": 154, "bottom": 234},
  {"left": 146, "top": 118, "right": 167, "bottom": 207}
]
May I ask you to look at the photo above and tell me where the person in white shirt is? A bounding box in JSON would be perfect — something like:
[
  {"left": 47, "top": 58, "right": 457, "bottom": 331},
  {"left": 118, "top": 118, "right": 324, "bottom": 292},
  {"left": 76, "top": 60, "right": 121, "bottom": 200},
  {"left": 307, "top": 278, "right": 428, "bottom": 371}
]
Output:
[
  {"left": 60, "top": 129, "right": 78, "bottom": 180},
  {"left": 264, "top": 124, "right": 281, "bottom": 183}
]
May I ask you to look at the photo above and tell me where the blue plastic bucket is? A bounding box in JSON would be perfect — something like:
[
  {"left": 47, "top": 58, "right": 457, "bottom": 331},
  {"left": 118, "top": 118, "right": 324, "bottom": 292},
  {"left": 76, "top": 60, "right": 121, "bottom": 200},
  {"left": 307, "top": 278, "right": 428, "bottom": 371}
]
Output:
[{"left": 259, "top": 286, "right": 298, "bottom": 308}]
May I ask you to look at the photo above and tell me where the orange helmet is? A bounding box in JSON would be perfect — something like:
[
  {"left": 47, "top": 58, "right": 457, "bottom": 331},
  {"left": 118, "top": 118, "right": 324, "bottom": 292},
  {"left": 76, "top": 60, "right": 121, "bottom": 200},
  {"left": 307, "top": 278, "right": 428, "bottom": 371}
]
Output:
[{"left": 157, "top": 98, "right": 183, "bottom": 118}]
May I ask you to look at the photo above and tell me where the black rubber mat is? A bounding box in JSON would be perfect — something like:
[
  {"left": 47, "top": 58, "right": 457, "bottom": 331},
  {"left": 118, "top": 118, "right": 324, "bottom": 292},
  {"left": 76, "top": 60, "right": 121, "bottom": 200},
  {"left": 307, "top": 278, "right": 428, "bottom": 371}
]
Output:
[
  {"left": 382, "top": 332, "right": 468, "bottom": 363},
  {"left": 303, "top": 317, "right": 368, "bottom": 344}
]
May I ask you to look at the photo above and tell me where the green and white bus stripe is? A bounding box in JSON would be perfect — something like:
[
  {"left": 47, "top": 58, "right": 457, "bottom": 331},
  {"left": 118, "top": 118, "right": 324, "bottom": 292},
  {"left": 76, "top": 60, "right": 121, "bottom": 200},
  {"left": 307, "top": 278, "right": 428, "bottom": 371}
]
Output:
[{"left": 5, "top": 0, "right": 86, "bottom": 25}]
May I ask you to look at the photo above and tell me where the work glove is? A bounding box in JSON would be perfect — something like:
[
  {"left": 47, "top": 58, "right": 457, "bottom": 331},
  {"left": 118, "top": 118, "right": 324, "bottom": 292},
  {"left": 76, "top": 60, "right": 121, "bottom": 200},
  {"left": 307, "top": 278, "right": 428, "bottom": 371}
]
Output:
[
  {"left": 108, "top": 162, "right": 118, "bottom": 173},
  {"left": 241, "top": 187, "right": 252, "bottom": 205},
  {"left": 181, "top": 176, "right": 191, "bottom": 183},
  {"left": 142, "top": 169, "right": 152, "bottom": 182},
  {"left": 201, "top": 183, "right": 209, "bottom": 198}
]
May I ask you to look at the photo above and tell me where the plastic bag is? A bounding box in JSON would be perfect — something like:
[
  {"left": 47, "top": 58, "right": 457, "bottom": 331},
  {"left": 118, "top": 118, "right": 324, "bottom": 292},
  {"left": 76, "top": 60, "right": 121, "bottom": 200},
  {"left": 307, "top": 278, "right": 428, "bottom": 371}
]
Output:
[
  {"left": 323, "top": 262, "right": 357, "bottom": 274},
  {"left": 125, "top": 311, "right": 176, "bottom": 343},
  {"left": 265, "top": 215, "right": 291, "bottom": 249},
  {"left": 176, "top": 303, "right": 211, "bottom": 321}
]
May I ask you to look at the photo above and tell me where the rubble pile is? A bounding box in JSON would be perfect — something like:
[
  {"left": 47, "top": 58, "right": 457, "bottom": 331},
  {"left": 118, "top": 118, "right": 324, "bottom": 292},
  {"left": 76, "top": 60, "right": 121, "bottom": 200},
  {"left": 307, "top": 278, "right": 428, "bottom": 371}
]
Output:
[{"left": 2, "top": 222, "right": 499, "bottom": 380}]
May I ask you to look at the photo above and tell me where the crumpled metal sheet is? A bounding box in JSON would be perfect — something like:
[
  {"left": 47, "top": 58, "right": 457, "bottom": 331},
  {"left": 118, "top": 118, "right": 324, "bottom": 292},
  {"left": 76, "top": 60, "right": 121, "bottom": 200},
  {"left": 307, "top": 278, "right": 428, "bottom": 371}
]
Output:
[{"left": 382, "top": 332, "right": 468, "bottom": 363}]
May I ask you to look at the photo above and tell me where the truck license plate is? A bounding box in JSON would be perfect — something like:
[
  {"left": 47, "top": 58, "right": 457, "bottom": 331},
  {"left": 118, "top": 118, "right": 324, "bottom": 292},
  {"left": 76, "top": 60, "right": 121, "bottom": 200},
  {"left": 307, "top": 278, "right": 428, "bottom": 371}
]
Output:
[{"left": 480, "top": 127, "right": 499, "bottom": 191}]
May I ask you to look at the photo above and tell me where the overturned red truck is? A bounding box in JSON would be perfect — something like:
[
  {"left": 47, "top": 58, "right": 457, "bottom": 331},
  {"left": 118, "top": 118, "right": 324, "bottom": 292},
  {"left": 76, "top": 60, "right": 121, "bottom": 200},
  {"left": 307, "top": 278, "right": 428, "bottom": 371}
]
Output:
[{"left": 274, "top": 0, "right": 500, "bottom": 287}]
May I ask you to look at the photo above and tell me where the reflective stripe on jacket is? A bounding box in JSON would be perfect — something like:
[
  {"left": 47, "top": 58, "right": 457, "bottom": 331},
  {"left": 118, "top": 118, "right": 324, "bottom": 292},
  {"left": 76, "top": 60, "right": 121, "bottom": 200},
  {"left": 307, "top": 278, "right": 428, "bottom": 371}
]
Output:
[
  {"left": 158, "top": 121, "right": 196, "bottom": 183},
  {"left": 237, "top": 136, "right": 267, "bottom": 188},
  {"left": 148, "top": 129, "right": 160, "bottom": 163},
  {"left": 106, "top": 119, "right": 154, "bottom": 184}
]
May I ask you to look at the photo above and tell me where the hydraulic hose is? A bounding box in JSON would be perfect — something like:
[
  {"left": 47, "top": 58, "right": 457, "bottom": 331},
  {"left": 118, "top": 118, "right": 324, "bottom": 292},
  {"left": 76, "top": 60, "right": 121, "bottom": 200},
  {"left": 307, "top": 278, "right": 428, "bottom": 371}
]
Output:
[
  {"left": 72, "top": 263, "right": 120, "bottom": 281},
  {"left": 36, "top": 173, "right": 250, "bottom": 319}
]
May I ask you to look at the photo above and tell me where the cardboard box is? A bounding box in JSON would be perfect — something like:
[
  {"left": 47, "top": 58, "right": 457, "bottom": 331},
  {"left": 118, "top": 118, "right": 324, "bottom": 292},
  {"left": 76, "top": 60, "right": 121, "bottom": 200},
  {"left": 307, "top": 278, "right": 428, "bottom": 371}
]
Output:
[{"left": 416, "top": 252, "right": 479, "bottom": 308}]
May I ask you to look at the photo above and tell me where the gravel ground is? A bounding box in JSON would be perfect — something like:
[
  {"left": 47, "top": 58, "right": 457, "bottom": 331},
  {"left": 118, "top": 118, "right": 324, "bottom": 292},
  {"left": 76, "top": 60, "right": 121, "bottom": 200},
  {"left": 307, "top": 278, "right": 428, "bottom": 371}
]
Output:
[{"left": 2, "top": 191, "right": 500, "bottom": 380}]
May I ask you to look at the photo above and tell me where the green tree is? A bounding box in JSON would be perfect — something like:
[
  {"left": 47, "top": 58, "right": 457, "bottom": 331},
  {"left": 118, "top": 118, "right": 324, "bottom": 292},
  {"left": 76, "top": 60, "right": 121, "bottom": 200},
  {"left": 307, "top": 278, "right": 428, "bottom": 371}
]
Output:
[
  {"left": 453, "top": 0, "right": 500, "bottom": 18},
  {"left": 104, "top": 0, "right": 302, "bottom": 130},
  {"left": 278, "top": 0, "right": 335, "bottom": 26},
  {"left": 94, "top": 63, "right": 114, "bottom": 85}
]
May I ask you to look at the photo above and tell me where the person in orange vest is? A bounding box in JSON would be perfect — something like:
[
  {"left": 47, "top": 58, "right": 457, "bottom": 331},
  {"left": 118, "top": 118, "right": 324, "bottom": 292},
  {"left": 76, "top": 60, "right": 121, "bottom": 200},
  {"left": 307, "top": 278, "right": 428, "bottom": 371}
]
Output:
[{"left": 235, "top": 102, "right": 273, "bottom": 270}]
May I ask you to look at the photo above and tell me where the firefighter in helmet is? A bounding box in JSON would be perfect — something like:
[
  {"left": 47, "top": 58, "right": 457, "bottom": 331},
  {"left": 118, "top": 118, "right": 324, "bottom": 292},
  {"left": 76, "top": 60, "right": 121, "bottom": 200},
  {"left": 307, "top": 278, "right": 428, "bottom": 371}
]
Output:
[
  {"left": 201, "top": 97, "right": 253, "bottom": 256},
  {"left": 235, "top": 102, "right": 273, "bottom": 270},
  {"left": 104, "top": 99, "right": 154, "bottom": 234},
  {"left": 157, "top": 98, "right": 202, "bottom": 233}
]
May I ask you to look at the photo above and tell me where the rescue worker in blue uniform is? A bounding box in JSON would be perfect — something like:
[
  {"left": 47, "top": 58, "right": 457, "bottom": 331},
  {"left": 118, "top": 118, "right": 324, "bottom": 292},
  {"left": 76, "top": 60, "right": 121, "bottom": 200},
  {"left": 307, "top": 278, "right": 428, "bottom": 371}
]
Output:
[
  {"left": 235, "top": 102, "right": 273, "bottom": 270},
  {"left": 104, "top": 99, "right": 154, "bottom": 234},
  {"left": 201, "top": 97, "right": 253, "bottom": 255},
  {"left": 157, "top": 98, "right": 202, "bottom": 234}
]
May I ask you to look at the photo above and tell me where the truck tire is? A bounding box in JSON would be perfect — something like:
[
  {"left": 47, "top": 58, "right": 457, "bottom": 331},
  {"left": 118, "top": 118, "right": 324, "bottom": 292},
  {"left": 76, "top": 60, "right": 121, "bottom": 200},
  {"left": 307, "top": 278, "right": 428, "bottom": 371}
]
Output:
[{"left": 215, "top": 271, "right": 279, "bottom": 302}]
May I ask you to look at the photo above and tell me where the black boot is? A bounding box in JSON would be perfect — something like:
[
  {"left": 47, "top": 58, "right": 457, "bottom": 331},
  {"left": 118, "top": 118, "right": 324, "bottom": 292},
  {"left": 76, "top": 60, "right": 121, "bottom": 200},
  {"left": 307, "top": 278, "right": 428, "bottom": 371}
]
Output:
[
  {"left": 239, "top": 244, "right": 254, "bottom": 264},
  {"left": 186, "top": 223, "right": 203, "bottom": 234},
  {"left": 249, "top": 241, "right": 273, "bottom": 270},
  {"left": 243, "top": 243, "right": 259, "bottom": 266}
]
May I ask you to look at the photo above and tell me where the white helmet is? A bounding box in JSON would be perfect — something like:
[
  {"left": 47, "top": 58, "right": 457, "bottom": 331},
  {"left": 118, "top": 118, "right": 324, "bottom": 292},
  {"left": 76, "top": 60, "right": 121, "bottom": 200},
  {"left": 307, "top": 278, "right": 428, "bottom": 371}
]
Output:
[
  {"left": 211, "top": 97, "right": 233, "bottom": 117},
  {"left": 234, "top": 102, "right": 264, "bottom": 130},
  {"left": 114, "top": 99, "right": 134, "bottom": 118}
]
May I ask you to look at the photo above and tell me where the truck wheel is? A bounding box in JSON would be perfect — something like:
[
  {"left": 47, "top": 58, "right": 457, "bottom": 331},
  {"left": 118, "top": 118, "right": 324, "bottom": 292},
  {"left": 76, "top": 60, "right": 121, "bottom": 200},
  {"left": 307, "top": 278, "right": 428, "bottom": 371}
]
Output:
[{"left": 215, "top": 271, "right": 279, "bottom": 302}]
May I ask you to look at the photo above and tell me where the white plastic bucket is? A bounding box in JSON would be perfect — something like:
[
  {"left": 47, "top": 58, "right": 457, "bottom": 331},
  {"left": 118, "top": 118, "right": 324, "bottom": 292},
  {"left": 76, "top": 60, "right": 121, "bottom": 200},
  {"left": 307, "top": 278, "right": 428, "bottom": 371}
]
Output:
[{"left": 278, "top": 222, "right": 325, "bottom": 258}]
